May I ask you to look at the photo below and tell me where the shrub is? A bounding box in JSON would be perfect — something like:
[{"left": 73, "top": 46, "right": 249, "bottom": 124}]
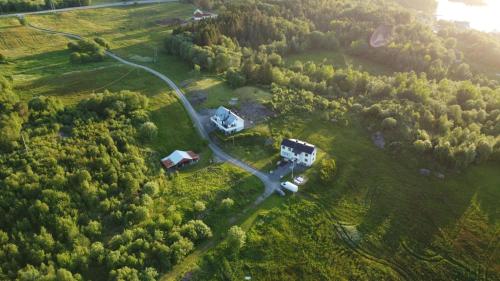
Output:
[
  {"left": 381, "top": 117, "right": 397, "bottom": 130},
  {"left": 94, "top": 37, "right": 110, "bottom": 49},
  {"left": 194, "top": 201, "right": 206, "bottom": 212},
  {"left": 413, "top": 139, "right": 432, "bottom": 153},
  {"left": 227, "top": 226, "right": 246, "bottom": 250},
  {"left": 221, "top": 198, "right": 234, "bottom": 210},
  {"left": 139, "top": 122, "right": 158, "bottom": 142},
  {"left": 319, "top": 158, "right": 336, "bottom": 184},
  {"left": 0, "top": 53, "right": 6, "bottom": 64}
]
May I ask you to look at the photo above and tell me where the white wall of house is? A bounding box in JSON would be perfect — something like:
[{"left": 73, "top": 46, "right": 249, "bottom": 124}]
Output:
[
  {"left": 210, "top": 115, "right": 244, "bottom": 134},
  {"left": 280, "top": 145, "right": 317, "bottom": 166}
]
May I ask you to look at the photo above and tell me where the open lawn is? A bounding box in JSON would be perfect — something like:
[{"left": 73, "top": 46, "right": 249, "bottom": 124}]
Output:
[
  {"left": 205, "top": 112, "right": 500, "bottom": 280},
  {"left": 26, "top": 2, "right": 196, "bottom": 82},
  {"left": 184, "top": 77, "right": 272, "bottom": 110}
]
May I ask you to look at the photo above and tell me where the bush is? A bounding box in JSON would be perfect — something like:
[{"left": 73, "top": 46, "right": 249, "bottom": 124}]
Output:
[
  {"left": 221, "top": 198, "right": 234, "bottom": 210},
  {"left": 319, "top": 158, "right": 336, "bottom": 184},
  {"left": 381, "top": 117, "right": 397, "bottom": 130},
  {"left": 67, "top": 40, "right": 106, "bottom": 64},
  {"left": 227, "top": 226, "right": 246, "bottom": 250},
  {"left": 413, "top": 139, "right": 432, "bottom": 153},
  {"left": 0, "top": 53, "right": 6, "bottom": 64},
  {"left": 194, "top": 201, "right": 206, "bottom": 212},
  {"left": 139, "top": 122, "right": 158, "bottom": 142},
  {"left": 94, "top": 37, "right": 110, "bottom": 49}
]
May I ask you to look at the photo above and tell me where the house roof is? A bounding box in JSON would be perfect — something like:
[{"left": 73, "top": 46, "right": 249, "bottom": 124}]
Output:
[
  {"left": 161, "top": 150, "right": 199, "bottom": 168},
  {"left": 281, "top": 139, "right": 315, "bottom": 154},
  {"left": 193, "top": 9, "right": 214, "bottom": 18},
  {"left": 214, "top": 106, "right": 243, "bottom": 128}
]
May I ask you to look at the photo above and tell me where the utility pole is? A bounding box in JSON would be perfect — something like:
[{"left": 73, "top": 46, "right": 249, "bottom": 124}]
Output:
[{"left": 153, "top": 47, "right": 158, "bottom": 63}]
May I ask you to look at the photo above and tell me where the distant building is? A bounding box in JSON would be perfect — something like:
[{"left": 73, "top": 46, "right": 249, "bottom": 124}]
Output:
[
  {"left": 280, "top": 139, "right": 317, "bottom": 167},
  {"left": 193, "top": 9, "right": 217, "bottom": 21},
  {"left": 210, "top": 106, "right": 244, "bottom": 134},
  {"left": 161, "top": 150, "right": 200, "bottom": 169}
]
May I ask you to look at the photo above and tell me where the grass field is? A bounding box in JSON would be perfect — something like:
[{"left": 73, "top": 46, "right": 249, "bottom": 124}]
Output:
[
  {"left": 185, "top": 77, "right": 272, "bottom": 109},
  {"left": 199, "top": 111, "right": 500, "bottom": 280},
  {"left": 26, "top": 2, "right": 196, "bottom": 82}
]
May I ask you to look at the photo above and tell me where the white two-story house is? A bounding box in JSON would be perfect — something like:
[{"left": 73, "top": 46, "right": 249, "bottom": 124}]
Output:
[
  {"left": 210, "top": 106, "right": 244, "bottom": 134},
  {"left": 280, "top": 138, "right": 317, "bottom": 166}
]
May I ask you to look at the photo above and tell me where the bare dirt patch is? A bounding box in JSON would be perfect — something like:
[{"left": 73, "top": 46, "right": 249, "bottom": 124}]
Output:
[{"left": 238, "top": 102, "right": 274, "bottom": 126}]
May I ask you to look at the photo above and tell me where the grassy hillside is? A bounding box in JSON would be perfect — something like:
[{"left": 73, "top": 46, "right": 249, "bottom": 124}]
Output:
[{"left": 195, "top": 112, "right": 500, "bottom": 280}]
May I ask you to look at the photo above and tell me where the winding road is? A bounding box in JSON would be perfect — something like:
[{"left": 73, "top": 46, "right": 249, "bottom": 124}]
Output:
[
  {"left": 28, "top": 24, "right": 279, "bottom": 203},
  {"left": 0, "top": 0, "right": 178, "bottom": 18}
]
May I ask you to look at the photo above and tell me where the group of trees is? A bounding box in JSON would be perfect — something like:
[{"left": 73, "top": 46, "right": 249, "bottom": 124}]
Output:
[
  {"left": 164, "top": 0, "right": 500, "bottom": 168},
  {"left": 0, "top": 87, "right": 213, "bottom": 280},
  {"left": 67, "top": 39, "right": 107, "bottom": 64},
  {"left": 0, "top": 0, "right": 91, "bottom": 13}
]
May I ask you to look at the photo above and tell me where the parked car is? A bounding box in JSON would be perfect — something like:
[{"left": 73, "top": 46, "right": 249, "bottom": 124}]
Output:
[{"left": 294, "top": 176, "right": 305, "bottom": 185}]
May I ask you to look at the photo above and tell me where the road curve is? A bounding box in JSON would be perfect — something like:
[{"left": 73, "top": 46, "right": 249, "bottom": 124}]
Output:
[
  {"left": 0, "top": 0, "right": 178, "bottom": 18},
  {"left": 28, "top": 24, "right": 278, "bottom": 203}
]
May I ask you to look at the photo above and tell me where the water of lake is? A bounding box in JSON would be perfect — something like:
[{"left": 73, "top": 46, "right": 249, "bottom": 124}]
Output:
[{"left": 436, "top": 0, "right": 500, "bottom": 32}]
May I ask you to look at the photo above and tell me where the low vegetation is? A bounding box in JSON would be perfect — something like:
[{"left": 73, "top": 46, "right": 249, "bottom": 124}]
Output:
[
  {"left": 0, "top": 79, "right": 262, "bottom": 280},
  {"left": 68, "top": 39, "right": 106, "bottom": 64},
  {"left": 0, "top": 0, "right": 91, "bottom": 13}
]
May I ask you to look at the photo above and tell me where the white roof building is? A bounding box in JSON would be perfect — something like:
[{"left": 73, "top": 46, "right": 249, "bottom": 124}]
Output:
[
  {"left": 280, "top": 139, "right": 317, "bottom": 167},
  {"left": 210, "top": 106, "right": 244, "bottom": 134},
  {"left": 161, "top": 150, "right": 200, "bottom": 169},
  {"left": 193, "top": 9, "right": 218, "bottom": 21}
]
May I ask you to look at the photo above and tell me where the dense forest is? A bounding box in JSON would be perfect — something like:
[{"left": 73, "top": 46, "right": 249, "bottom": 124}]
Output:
[
  {"left": 0, "top": 0, "right": 90, "bottom": 13},
  {"left": 165, "top": 0, "right": 500, "bottom": 168},
  {"left": 0, "top": 76, "right": 216, "bottom": 280}
]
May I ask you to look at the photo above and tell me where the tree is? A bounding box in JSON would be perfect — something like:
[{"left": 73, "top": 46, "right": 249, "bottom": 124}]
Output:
[
  {"left": 56, "top": 268, "right": 77, "bottom": 281},
  {"left": 319, "top": 159, "right": 337, "bottom": 184},
  {"left": 381, "top": 117, "right": 398, "bottom": 130},
  {"left": 194, "top": 201, "right": 206, "bottom": 212},
  {"left": 0, "top": 53, "right": 6, "bottom": 64},
  {"left": 413, "top": 139, "right": 432, "bottom": 153},
  {"left": 139, "top": 122, "right": 158, "bottom": 142},
  {"left": 227, "top": 226, "right": 246, "bottom": 250},
  {"left": 221, "top": 198, "right": 234, "bottom": 211}
]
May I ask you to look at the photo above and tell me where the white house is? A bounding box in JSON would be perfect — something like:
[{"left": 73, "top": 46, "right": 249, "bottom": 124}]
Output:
[
  {"left": 193, "top": 9, "right": 218, "bottom": 21},
  {"left": 211, "top": 106, "right": 244, "bottom": 134},
  {"left": 280, "top": 138, "right": 317, "bottom": 166}
]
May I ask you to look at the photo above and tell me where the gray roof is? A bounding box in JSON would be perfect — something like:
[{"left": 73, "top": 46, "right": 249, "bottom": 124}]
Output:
[
  {"left": 214, "top": 106, "right": 242, "bottom": 128},
  {"left": 281, "top": 139, "right": 315, "bottom": 154}
]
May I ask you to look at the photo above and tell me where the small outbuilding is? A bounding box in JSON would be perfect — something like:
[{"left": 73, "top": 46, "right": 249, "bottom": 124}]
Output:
[{"left": 161, "top": 150, "right": 200, "bottom": 169}]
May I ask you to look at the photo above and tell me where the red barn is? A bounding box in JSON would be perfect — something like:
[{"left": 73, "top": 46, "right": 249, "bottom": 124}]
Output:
[{"left": 161, "top": 150, "right": 200, "bottom": 169}]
